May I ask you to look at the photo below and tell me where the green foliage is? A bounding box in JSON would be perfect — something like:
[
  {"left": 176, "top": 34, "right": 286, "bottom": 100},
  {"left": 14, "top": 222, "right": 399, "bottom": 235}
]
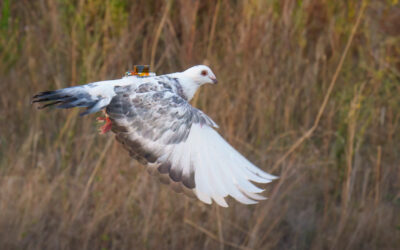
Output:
[{"left": 0, "top": 0, "right": 10, "bottom": 31}]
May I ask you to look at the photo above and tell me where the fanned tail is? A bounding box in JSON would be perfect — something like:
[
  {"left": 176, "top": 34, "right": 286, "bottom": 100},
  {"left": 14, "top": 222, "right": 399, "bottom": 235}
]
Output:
[{"left": 32, "top": 86, "right": 112, "bottom": 116}]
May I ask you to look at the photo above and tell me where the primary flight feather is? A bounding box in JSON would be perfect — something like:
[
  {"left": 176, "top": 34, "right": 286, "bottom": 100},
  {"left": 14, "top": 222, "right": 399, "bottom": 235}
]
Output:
[{"left": 32, "top": 65, "right": 278, "bottom": 207}]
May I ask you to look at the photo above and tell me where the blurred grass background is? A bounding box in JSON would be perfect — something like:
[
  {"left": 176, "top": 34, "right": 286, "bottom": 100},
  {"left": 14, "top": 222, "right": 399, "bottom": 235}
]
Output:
[{"left": 1, "top": 0, "right": 400, "bottom": 249}]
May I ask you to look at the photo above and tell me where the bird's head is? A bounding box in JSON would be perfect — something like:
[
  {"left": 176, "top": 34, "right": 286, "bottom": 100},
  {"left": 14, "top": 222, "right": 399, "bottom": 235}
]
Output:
[{"left": 183, "top": 65, "right": 218, "bottom": 85}]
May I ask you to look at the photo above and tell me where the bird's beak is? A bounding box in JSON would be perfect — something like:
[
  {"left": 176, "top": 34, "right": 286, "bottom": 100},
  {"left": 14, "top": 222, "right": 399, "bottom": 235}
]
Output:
[{"left": 210, "top": 77, "right": 218, "bottom": 84}]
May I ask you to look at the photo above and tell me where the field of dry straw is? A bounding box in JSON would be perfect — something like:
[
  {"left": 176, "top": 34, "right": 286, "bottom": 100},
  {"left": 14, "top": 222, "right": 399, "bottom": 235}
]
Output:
[{"left": 0, "top": 0, "right": 400, "bottom": 249}]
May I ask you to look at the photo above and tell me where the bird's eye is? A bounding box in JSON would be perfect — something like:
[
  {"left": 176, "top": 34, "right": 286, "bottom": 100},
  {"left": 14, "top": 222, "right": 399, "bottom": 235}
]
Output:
[{"left": 201, "top": 70, "right": 208, "bottom": 76}]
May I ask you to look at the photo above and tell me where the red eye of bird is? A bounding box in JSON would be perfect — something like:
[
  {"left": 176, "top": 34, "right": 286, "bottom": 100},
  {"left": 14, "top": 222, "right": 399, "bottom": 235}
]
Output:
[{"left": 201, "top": 70, "right": 208, "bottom": 76}]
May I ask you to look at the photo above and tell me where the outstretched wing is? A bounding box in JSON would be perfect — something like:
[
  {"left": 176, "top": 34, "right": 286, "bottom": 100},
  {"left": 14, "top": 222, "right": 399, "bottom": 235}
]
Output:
[{"left": 107, "top": 85, "right": 277, "bottom": 207}]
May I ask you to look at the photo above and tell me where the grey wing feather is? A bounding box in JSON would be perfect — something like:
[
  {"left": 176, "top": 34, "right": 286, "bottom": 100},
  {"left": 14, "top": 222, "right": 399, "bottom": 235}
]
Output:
[
  {"left": 107, "top": 85, "right": 217, "bottom": 144},
  {"left": 106, "top": 84, "right": 217, "bottom": 190}
]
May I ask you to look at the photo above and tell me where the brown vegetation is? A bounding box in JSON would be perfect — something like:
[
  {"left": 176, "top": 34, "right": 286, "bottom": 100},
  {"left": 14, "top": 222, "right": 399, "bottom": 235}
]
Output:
[{"left": 0, "top": 0, "right": 399, "bottom": 249}]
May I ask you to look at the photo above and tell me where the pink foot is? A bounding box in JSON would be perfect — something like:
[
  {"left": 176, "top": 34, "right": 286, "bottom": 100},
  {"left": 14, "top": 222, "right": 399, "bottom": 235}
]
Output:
[{"left": 97, "top": 115, "right": 112, "bottom": 134}]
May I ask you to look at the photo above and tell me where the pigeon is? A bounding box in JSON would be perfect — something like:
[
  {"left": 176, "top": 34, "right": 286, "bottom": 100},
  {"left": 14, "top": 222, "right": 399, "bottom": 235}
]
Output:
[{"left": 32, "top": 65, "right": 278, "bottom": 207}]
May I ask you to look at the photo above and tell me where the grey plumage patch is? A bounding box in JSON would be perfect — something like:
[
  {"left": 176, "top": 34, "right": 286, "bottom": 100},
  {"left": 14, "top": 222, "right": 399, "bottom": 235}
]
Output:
[
  {"left": 136, "top": 83, "right": 158, "bottom": 93},
  {"left": 172, "top": 95, "right": 183, "bottom": 104},
  {"left": 169, "top": 168, "right": 182, "bottom": 182},
  {"left": 182, "top": 170, "right": 195, "bottom": 189},
  {"left": 114, "top": 85, "right": 134, "bottom": 94},
  {"left": 126, "top": 139, "right": 145, "bottom": 154},
  {"left": 158, "top": 162, "right": 171, "bottom": 174},
  {"left": 157, "top": 81, "right": 172, "bottom": 90},
  {"left": 152, "top": 92, "right": 164, "bottom": 100},
  {"left": 110, "top": 119, "right": 129, "bottom": 133},
  {"left": 171, "top": 78, "right": 187, "bottom": 100},
  {"left": 108, "top": 89, "right": 216, "bottom": 144},
  {"left": 143, "top": 153, "right": 157, "bottom": 163},
  {"left": 115, "top": 133, "right": 157, "bottom": 165}
]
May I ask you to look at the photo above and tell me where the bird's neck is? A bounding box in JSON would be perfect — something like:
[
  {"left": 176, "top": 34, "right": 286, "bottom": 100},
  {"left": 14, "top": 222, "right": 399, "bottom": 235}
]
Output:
[
  {"left": 181, "top": 81, "right": 200, "bottom": 101},
  {"left": 169, "top": 73, "right": 200, "bottom": 101}
]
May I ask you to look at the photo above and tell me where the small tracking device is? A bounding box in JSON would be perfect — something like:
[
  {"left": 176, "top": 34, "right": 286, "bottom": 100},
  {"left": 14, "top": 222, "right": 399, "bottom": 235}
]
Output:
[{"left": 124, "top": 65, "right": 156, "bottom": 78}]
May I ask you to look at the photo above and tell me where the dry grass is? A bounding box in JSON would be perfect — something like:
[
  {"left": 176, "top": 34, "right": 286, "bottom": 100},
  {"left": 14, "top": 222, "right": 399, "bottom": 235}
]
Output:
[{"left": 1, "top": 0, "right": 400, "bottom": 249}]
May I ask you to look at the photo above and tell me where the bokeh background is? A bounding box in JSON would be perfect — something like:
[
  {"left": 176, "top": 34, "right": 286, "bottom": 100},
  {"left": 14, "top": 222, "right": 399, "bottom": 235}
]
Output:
[{"left": 1, "top": 0, "right": 400, "bottom": 249}]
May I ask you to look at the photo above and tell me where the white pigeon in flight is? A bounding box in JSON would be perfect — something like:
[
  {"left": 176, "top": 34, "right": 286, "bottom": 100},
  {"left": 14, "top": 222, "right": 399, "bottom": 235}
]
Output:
[{"left": 32, "top": 65, "right": 278, "bottom": 207}]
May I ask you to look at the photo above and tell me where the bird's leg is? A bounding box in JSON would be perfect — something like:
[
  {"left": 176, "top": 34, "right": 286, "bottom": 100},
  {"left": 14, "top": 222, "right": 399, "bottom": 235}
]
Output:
[{"left": 97, "top": 111, "right": 112, "bottom": 134}]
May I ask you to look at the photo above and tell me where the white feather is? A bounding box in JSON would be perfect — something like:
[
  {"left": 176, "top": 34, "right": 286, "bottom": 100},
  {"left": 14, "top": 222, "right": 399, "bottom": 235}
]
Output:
[
  {"left": 166, "top": 124, "right": 277, "bottom": 206},
  {"left": 200, "top": 139, "right": 228, "bottom": 207}
]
